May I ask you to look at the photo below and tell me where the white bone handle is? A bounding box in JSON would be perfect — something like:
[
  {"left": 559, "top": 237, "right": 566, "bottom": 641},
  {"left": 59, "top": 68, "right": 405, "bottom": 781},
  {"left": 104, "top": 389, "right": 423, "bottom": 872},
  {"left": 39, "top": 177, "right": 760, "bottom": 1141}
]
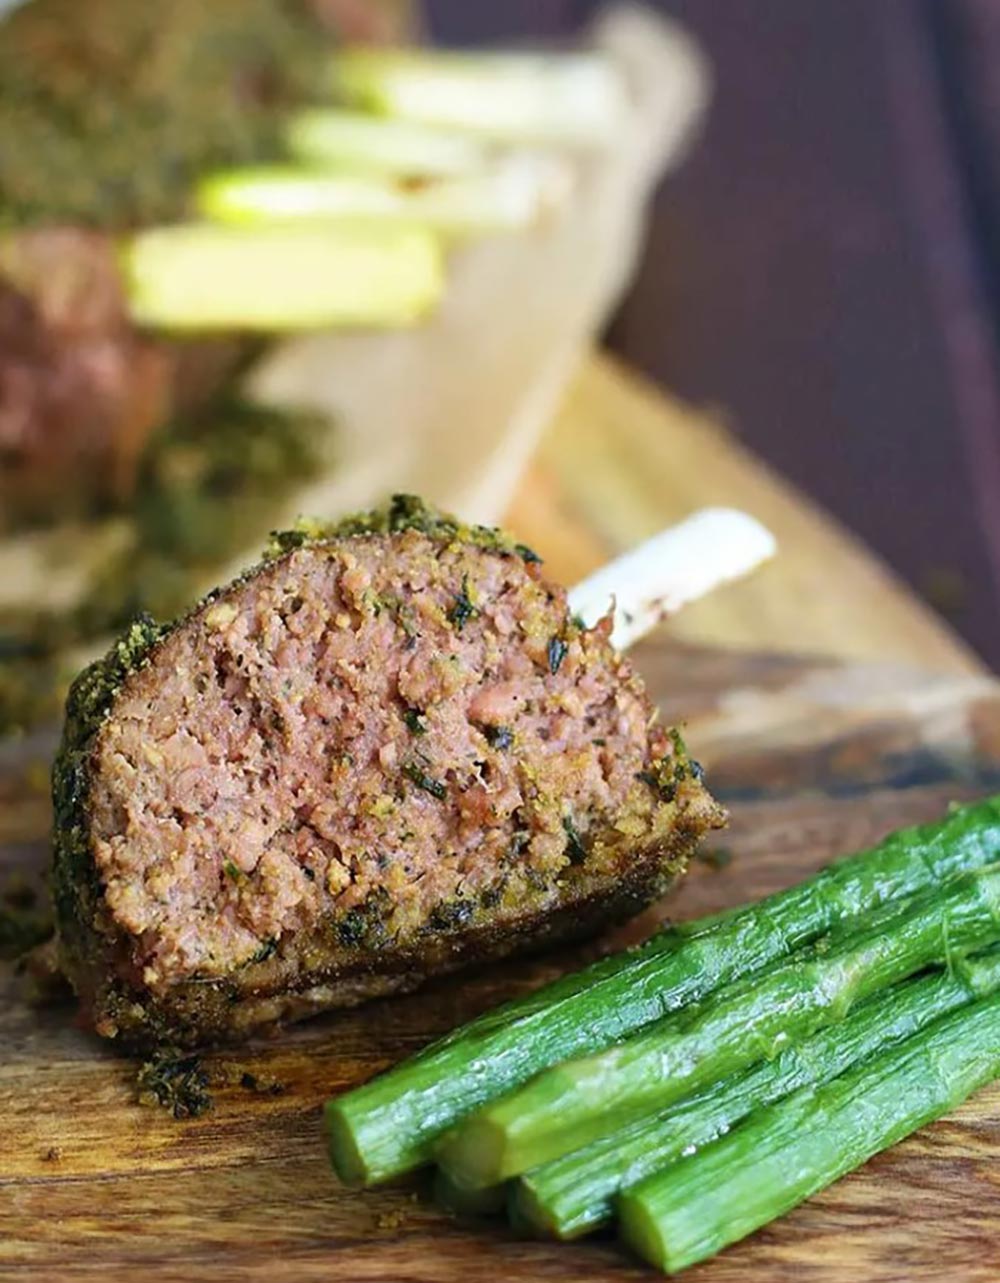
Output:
[{"left": 568, "top": 507, "right": 776, "bottom": 651}]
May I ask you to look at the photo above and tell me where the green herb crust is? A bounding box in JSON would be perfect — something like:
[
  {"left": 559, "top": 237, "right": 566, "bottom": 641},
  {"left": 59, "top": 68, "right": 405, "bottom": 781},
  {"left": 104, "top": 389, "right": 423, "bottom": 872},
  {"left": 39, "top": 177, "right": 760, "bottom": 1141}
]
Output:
[
  {"left": 136, "top": 1049, "right": 213, "bottom": 1120},
  {"left": 0, "top": 0, "right": 329, "bottom": 229},
  {"left": 264, "top": 492, "right": 538, "bottom": 562},
  {"left": 52, "top": 614, "right": 169, "bottom": 1028}
]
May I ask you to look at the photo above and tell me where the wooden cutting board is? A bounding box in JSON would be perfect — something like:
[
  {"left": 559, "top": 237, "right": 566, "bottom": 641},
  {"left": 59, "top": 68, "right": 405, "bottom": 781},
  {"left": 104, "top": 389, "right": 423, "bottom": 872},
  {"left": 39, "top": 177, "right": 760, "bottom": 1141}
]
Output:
[{"left": 3, "top": 638, "right": 1000, "bottom": 1282}]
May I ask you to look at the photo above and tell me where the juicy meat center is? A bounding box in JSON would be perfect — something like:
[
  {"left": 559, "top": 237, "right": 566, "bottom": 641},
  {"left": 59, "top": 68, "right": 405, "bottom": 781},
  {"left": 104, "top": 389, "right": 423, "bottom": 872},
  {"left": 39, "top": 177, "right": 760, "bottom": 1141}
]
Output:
[{"left": 88, "top": 532, "right": 662, "bottom": 984}]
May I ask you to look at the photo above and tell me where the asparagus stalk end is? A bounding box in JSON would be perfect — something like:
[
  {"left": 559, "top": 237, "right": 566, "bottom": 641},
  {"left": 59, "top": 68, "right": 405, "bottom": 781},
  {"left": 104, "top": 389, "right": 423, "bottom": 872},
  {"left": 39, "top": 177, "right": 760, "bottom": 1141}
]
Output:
[
  {"left": 618, "top": 1193, "right": 671, "bottom": 1273},
  {"left": 438, "top": 863, "right": 1000, "bottom": 1187},
  {"left": 325, "top": 1098, "right": 375, "bottom": 1188}
]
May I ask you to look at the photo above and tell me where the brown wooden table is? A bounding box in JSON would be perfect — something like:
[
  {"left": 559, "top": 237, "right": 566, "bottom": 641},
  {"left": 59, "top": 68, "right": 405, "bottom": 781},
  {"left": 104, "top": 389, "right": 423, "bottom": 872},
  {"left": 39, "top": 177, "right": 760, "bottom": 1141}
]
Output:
[{"left": 7, "top": 398, "right": 1000, "bottom": 1276}]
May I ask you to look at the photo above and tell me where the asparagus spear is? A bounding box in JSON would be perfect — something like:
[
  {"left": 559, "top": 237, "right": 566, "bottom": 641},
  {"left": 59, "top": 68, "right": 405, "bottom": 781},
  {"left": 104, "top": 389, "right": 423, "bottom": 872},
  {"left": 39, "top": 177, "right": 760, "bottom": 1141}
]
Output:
[
  {"left": 325, "top": 798, "right": 1000, "bottom": 1186},
  {"left": 286, "top": 109, "right": 489, "bottom": 177},
  {"left": 124, "top": 223, "right": 443, "bottom": 331},
  {"left": 620, "top": 991, "right": 1000, "bottom": 1273},
  {"left": 196, "top": 154, "right": 571, "bottom": 238},
  {"left": 437, "top": 863, "right": 1000, "bottom": 1186},
  {"left": 512, "top": 946, "right": 1000, "bottom": 1239},
  {"left": 330, "top": 49, "right": 628, "bottom": 148}
]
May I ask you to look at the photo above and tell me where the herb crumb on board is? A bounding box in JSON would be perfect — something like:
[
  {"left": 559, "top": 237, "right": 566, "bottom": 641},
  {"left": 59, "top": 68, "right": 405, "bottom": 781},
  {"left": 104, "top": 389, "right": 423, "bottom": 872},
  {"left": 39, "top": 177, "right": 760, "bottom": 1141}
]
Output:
[{"left": 697, "top": 845, "right": 734, "bottom": 871}]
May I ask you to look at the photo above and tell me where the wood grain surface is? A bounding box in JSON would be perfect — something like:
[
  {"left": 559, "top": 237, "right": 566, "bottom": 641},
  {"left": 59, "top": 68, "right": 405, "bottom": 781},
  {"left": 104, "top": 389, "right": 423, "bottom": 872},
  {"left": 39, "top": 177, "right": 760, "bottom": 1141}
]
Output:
[
  {"left": 3, "top": 637, "right": 1000, "bottom": 1281},
  {"left": 507, "top": 353, "right": 985, "bottom": 676}
]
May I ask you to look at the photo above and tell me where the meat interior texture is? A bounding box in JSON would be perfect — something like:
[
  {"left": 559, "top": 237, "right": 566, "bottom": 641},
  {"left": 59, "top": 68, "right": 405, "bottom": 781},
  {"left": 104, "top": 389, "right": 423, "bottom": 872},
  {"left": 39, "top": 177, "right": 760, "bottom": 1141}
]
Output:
[{"left": 53, "top": 501, "right": 725, "bottom": 1047}]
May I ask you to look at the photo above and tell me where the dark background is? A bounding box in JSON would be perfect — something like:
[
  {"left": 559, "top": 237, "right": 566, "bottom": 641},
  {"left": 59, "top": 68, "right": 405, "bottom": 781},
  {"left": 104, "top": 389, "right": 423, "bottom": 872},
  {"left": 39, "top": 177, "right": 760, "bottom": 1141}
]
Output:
[{"left": 427, "top": 0, "right": 1000, "bottom": 670}]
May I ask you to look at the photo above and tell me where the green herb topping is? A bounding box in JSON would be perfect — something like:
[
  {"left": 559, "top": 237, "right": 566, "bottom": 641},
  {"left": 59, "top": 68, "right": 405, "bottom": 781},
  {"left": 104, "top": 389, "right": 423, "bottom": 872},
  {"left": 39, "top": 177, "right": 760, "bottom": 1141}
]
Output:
[
  {"left": 485, "top": 725, "right": 514, "bottom": 750},
  {"left": 562, "top": 815, "right": 588, "bottom": 865},
  {"left": 136, "top": 1051, "right": 212, "bottom": 1120},
  {"left": 403, "top": 763, "right": 447, "bottom": 800},
  {"left": 403, "top": 708, "right": 428, "bottom": 735},
  {"left": 448, "top": 575, "right": 478, "bottom": 632},
  {"left": 548, "top": 637, "right": 569, "bottom": 675}
]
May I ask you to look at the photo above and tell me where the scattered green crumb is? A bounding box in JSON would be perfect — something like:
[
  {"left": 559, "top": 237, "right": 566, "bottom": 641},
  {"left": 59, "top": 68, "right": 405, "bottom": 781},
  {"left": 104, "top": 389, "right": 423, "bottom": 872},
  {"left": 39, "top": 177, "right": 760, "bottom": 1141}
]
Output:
[
  {"left": 403, "top": 708, "right": 427, "bottom": 735},
  {"left": 136, "top": 1051, "right": 292, "bottom": 1120},
  {"left": 238, "top": 1070, "right": 286, "bottom": 1096},
  {"left": 211, "top": 1061, "right": 286, "bottom": 1096},
  {"left": 428, "top": 898, "right": 475, "bottom": 931},
  {"left": 136, "top": 1050, "right": 212, "bottom": 1119},
  {"left": 447, "top": 575, "right": 478, "bottom": 632},
  {"left": 637, "top": 731, "right": 705, "bottom": 803},
  {"left": 335, "top": 887, "right": 392, "bottom": 949},
  {"left": 562, "top": 815, "right": 587, "bottom": 865},
  {"left": 403, "top": 762, "right": 447, "bottom": 800},
  {"left": 547, "top": 636, "right": 568, "bottom": 675},
  {"left": 250, "top": 937, "right": 278, "bottom": 964},
  {"left": 698, "top": 846, "right": 734, "bottom": 872},
  {"left": 507, "top": 830, "right": 531, "bottom": 862}
]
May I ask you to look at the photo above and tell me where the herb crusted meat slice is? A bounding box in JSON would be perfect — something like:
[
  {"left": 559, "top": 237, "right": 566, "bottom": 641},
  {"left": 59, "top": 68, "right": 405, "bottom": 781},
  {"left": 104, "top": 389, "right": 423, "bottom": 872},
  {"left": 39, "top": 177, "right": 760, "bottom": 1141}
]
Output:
[{"left": 53, "top": 497, "right": 725, "bottom": 1048}]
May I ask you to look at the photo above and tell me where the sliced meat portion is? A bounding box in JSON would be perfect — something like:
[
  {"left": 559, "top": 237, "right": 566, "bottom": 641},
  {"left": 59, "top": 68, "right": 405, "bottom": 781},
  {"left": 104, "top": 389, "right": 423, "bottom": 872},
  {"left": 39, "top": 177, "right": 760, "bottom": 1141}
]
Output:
[{"left": 52, "top": 497, "right": 725, "bottom": 1048}]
